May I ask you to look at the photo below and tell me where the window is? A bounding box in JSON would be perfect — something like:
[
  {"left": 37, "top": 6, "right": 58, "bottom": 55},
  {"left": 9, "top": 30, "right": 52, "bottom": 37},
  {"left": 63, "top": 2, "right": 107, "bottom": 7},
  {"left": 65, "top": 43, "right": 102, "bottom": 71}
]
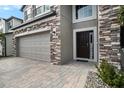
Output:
[
  {"left": 76, "top": 5, "right": 92, "bottom": 19},
  {"left": 34, "top": 5, "right": 50, "bottom": 16},
  {"left": 35, "top": 6, "right": 44, "bottom": 15},
  {"left": 45, "top": 5, "right": 50, "bottom": 11},
  {"left": 73, "top": 5, "right": 96, "bottom": 23},
  {"left": 8, "top": 21, "right": 13, "bottom": 29},
  {"left": 24, "top": 5, "right": 51, "bottom": 21},
  {"left": 24, "top": 8, "right": 32, "bottom": 20}
]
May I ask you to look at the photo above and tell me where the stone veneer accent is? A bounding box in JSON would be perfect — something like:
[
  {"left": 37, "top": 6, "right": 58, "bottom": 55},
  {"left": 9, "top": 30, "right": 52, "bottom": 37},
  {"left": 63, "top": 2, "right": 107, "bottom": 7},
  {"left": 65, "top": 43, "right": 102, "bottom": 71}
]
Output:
[
  {"left": 99, "top": 5, "right": 120, "bottom": 66},
  {"left": 12, "top": 6, "right": 61, "bottom": 65},
  {"left": 12, "top": 5, "right": 121, "bottom": 66}
]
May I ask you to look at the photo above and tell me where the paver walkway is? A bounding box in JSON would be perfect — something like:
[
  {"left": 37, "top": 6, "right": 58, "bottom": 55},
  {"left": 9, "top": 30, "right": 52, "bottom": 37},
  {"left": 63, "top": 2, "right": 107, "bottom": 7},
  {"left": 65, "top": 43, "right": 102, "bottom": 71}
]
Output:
[{"left": 0, "top": 57, "right": 96, "bottom": 88}]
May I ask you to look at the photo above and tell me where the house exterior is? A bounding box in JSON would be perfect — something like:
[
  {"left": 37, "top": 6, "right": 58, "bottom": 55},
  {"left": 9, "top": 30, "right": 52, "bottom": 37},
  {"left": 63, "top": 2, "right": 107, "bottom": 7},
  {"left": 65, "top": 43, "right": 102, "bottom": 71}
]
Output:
[
  {"left": 0, "top": 16, "right": 23, "bottom": 56},
  {"left": 0, "top": 40, "right": 2, "bottom": 56},
  {"left": 12, "top": 5, "right": 120, "bottom": 67}
]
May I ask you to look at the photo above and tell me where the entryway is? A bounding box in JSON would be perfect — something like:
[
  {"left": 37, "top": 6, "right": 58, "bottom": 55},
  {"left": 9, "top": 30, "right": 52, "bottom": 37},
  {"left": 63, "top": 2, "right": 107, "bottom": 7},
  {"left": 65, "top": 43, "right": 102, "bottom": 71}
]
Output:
[{"left": 73, "top": 27, "right": 97, "bottom": 62}]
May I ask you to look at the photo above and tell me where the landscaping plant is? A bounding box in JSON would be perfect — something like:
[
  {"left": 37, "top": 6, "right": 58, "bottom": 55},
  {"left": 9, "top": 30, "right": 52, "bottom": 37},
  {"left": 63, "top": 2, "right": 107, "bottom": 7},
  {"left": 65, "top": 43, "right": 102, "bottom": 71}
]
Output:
[
  {"left": 118, "top": 6, "right": 124, "bottom": 70},
  {"left": 0, "top": 32, "right": 5, "bottom": 40},
  {"left": 96, "top": 59, "right": 124, "bottom": 88},
  {"left": 118, "top": 5, "right": 124, "bottom": 26}
]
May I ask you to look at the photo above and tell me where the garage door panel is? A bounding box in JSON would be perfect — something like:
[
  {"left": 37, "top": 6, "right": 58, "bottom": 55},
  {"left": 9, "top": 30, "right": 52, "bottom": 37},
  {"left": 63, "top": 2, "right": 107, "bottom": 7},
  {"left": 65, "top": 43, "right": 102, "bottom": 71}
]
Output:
[{"left": 18, "top": 32, "right": 50, "bottom": 62}]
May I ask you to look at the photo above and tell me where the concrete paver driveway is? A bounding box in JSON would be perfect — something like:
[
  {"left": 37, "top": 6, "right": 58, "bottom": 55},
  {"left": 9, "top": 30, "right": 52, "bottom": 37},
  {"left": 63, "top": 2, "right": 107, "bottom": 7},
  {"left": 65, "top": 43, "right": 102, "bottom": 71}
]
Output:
[{"left": 0, "top": 57, "right": 95, "bottom": 88}]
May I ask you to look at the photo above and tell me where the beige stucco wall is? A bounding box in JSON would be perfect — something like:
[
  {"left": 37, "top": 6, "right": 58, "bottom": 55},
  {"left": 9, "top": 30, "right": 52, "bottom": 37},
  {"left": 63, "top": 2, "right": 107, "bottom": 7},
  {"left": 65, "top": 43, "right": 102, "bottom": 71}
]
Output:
[
  {"left": 60, "top": 5, "right": 73, "bottom": 64},
  {"left": 73, "top": 19, "right": 97, "bottom": 29}
]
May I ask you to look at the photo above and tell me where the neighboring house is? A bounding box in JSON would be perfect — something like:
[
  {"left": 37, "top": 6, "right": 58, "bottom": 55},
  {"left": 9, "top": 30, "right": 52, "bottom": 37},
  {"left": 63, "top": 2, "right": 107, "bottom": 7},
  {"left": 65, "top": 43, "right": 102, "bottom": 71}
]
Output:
[
  {"left": 0, "top": 16, "right": 23, "bottom": 56},
  {"left": 12, "top": 5, "right": 120, "bottom": 67},
  {"left": 0, "top": 40, "right": 2, "bottom": 56}
]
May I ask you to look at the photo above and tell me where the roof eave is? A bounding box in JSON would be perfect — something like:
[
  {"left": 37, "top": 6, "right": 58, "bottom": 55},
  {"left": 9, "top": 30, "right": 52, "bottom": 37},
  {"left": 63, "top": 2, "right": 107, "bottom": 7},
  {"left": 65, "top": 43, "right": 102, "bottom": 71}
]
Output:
[{"left": 20, "top": 5, "right": 26, "bottom": 11}]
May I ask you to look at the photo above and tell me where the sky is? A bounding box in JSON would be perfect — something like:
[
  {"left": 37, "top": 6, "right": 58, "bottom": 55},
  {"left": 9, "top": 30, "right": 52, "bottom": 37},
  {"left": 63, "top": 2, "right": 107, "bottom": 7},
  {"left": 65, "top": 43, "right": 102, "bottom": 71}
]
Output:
[{"left": 0, "top": 5, "right": 22, "bottom": 19}]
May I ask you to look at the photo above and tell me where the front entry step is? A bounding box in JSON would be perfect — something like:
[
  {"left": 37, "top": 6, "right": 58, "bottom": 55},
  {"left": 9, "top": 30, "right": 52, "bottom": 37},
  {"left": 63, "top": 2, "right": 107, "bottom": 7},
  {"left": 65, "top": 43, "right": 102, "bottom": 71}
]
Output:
[{"left": 76, "top": 60, "right": 88, "bottom": 62}]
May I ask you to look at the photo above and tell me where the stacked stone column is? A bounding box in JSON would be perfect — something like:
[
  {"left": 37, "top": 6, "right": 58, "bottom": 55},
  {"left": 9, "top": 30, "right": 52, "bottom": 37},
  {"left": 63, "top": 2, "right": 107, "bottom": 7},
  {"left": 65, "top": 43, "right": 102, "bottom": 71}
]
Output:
[{"left": 99, "top": 5, "right": 120, "bottom": 67}]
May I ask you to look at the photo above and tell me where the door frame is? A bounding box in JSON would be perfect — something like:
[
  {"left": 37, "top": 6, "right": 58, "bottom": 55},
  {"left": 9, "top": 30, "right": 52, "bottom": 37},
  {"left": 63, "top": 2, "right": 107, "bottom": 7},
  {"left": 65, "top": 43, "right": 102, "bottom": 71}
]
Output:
[{"left": 73, "top": 27, "right": 97, "bottom": 62}]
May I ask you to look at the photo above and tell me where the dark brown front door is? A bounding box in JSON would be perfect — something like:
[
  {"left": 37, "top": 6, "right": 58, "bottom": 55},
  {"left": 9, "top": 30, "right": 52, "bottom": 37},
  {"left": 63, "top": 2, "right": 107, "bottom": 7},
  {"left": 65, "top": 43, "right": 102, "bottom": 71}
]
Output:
[{"left": 76, "top": 31, "right": 93, "bottom": 59}]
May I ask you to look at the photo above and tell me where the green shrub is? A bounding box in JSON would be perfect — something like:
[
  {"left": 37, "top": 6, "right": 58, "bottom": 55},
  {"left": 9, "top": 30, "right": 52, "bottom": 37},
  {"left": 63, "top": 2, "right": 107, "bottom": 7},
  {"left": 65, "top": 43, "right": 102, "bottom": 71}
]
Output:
[
  {"left": 118, "top": 5, "right": 124, "bottom": 26},
  {"left": 96, "top": 59, "right": 124, "bottom": 88},
  {"left": 0, "top": 32, "right": 5, "bottom": 40}
]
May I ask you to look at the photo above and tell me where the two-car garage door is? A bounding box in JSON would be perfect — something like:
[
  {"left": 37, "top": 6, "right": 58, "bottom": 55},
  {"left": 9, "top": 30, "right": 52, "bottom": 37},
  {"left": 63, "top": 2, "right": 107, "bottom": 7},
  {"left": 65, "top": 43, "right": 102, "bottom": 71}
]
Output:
[{"left": 17, "top": 31, "right": 50, "bottom": 62}]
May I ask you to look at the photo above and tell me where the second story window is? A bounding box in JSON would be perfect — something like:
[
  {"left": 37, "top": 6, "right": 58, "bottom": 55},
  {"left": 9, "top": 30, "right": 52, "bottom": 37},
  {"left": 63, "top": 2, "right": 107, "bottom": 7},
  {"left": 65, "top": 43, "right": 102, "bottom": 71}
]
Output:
[
  {"left": 34, "top": 5, "right": 50, "bottom": 16},
  {"left": 35, "top": 5, "right": 44, "bottom": 15},
  {"left": 24, "top": 8, "right": 32, "bottom": 21},
  {"left": 8, "top": 21, "right": 13, "bottom": 29},
  {"left": 73, "top": 5, "right": 96, "bottom": 23},
  {"left": 76, "top": 5, "right": 92, "bottom": 19}
]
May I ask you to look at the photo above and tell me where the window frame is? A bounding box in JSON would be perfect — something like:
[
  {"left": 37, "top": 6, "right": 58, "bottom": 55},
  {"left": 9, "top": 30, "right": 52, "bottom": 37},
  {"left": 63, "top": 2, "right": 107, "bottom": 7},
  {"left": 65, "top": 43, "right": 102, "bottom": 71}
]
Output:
[
  {"left": 34, "top": 5, "right": 51, "bottom": 17},
  {"left": 8, "top": 20, "right": 13, "bottom": 30},
  {"left": 24, "top": 8, "right": 32, "bottom": 21},
  {"left": 72, "top": 5, "right": 97, "bottom": 23},
  {"left": 73, "top": 27, "right": 98, "bottom": 62},
  {"left": 23, "top": 6, "right": 33, "bottom": 21}
]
